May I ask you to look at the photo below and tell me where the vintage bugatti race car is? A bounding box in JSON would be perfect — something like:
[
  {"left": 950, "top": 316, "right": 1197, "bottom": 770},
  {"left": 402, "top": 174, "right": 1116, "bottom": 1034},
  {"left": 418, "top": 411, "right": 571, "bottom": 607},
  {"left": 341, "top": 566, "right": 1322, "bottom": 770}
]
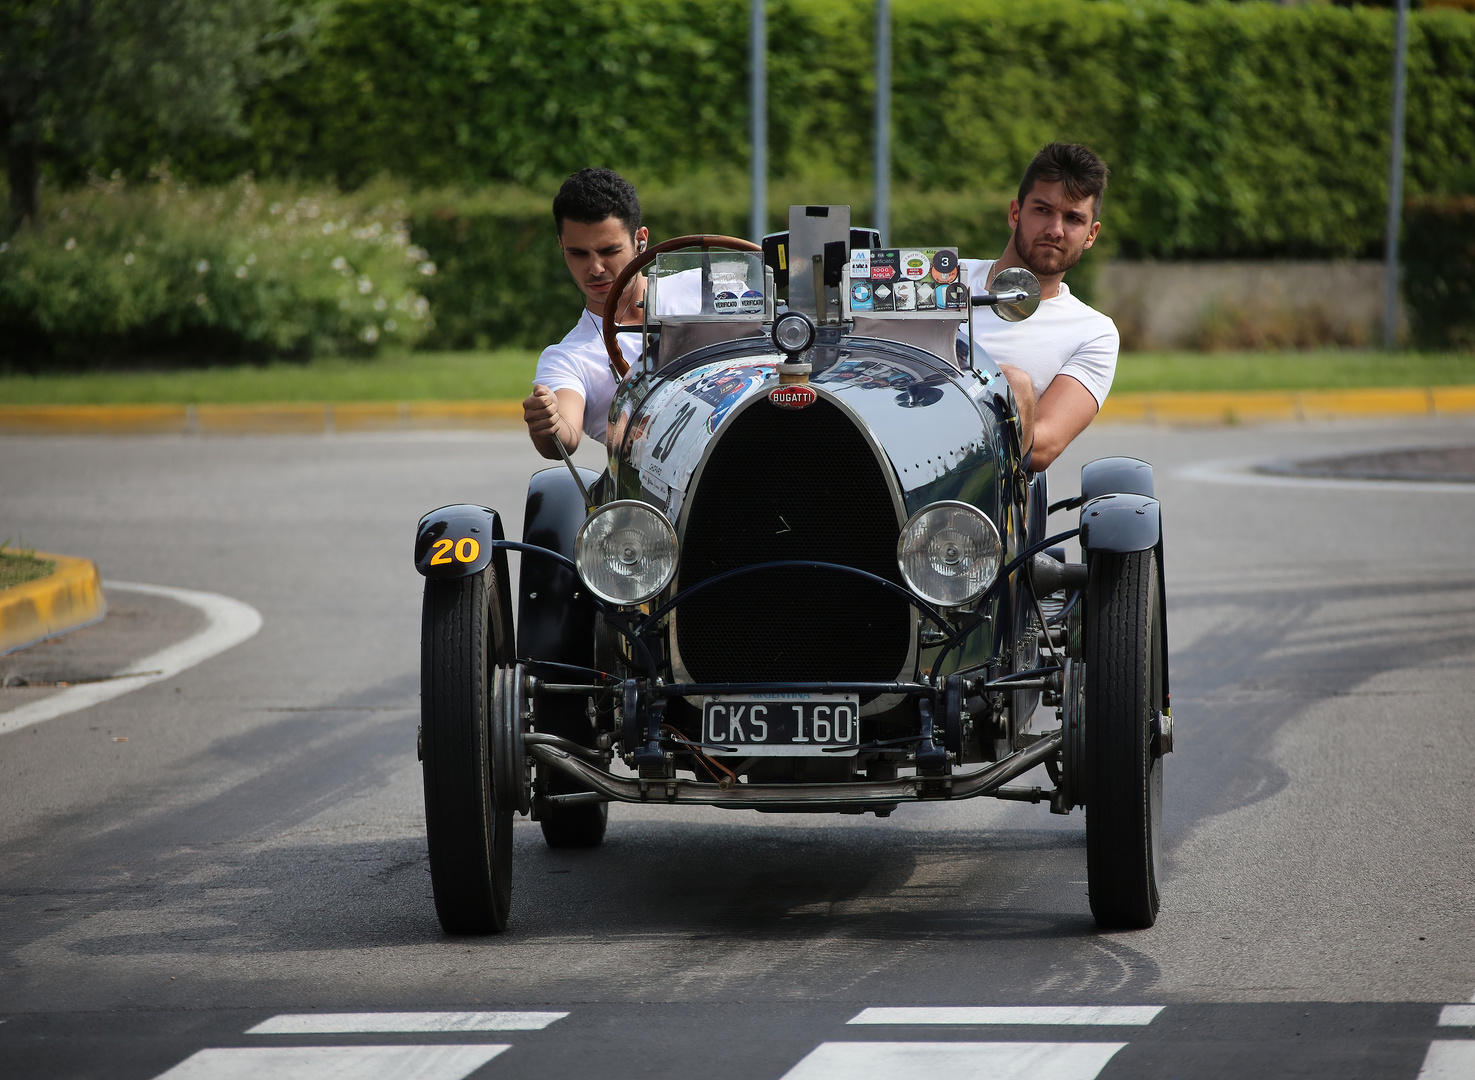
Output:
[{"left": 413, "top": 206, "right": 1171, "bottom": 936}]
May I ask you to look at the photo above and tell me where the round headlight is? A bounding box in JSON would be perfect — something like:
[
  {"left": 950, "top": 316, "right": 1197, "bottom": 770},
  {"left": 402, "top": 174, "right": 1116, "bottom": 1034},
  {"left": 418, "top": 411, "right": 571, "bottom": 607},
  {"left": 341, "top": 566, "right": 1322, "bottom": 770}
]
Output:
[
  {"left": 772, "top": 310, "right": 816, "bottom": 356},
  {"left": 897, "top": 501, "right": 1002, "bottom": 608},
  {"left": 575, "top": 500, "right": 678, "bottom": 606}
]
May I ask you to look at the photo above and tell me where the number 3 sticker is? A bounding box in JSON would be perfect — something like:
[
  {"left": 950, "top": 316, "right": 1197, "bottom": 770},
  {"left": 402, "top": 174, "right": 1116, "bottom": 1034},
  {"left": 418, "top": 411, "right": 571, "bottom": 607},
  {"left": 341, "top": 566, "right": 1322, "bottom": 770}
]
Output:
[{"left": 430, "top": 536, "right": 481, "bottom": 565}]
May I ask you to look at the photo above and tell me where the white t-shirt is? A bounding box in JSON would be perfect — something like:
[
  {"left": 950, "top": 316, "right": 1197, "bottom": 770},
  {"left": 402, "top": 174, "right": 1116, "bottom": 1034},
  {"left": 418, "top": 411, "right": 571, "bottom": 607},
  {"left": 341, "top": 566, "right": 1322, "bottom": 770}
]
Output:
[
  {"left": 957, "top": 259, "right": 1119, "bottom": 408},
  {"left": 534, "top": 270, "right": 704, "bottom": 442}
]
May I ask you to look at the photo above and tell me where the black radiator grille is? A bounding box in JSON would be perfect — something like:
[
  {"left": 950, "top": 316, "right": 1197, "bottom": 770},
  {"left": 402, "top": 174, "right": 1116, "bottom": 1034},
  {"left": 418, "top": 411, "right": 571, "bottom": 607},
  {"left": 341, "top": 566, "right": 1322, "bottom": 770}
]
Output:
[{"left": 675, "top": 397, "right": 911, "bottom": 684}]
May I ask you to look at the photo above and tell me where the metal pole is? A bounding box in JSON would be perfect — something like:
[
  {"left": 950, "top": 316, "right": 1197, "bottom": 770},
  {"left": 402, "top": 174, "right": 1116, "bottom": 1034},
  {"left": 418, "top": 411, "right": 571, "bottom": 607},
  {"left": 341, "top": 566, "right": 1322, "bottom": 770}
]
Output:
[
  {"left": 1383, "top": 0, "right": 1410, "bottom": 349},
  {"left": 749, "top": 0, "right": 767, "bottom": 243},
  {"left": 875, "top": 0, "right": 891, "bottom": 246}
]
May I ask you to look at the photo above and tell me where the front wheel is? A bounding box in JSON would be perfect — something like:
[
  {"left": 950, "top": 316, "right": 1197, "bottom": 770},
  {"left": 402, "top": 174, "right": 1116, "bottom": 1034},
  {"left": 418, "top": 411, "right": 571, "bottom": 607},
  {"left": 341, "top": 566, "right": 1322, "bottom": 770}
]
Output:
[
  {"left": 1084, "top": 549, "right": 1165, "bottom": 929},
  {"left": 421, "top": 567, "right": 515, "bottom": 934}
]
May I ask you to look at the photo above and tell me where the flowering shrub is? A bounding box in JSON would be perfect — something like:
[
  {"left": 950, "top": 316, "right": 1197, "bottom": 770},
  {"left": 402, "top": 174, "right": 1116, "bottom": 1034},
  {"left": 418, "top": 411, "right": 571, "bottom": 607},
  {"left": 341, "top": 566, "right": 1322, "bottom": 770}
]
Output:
[{"left": 0, "top": 173, "right": 432, "bottom": 365}]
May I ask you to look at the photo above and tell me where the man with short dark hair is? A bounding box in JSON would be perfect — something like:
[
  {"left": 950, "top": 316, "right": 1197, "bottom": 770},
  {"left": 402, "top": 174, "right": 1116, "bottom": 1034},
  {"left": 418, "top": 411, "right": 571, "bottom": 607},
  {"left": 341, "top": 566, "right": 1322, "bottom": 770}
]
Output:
[
  {"left": 961, "top": 142, "right": 1119, "bottom": 470},
  {"left": 521, "top": 168, "right": 661, "bottom": 460}
]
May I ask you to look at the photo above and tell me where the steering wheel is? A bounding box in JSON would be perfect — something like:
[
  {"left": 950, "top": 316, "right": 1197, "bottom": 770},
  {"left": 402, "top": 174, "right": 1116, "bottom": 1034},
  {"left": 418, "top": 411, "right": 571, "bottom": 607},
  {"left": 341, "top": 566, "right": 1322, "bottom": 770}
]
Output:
[{"left": 601, "top": 234, "right": 762, "bottom": 378}]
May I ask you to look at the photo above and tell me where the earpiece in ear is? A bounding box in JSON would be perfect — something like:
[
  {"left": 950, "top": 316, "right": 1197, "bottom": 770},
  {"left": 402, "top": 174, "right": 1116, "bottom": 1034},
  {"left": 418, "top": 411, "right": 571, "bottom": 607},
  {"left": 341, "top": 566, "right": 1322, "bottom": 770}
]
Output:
[{"left": 637, "top": 240, "right": 647, "bottom": 252}]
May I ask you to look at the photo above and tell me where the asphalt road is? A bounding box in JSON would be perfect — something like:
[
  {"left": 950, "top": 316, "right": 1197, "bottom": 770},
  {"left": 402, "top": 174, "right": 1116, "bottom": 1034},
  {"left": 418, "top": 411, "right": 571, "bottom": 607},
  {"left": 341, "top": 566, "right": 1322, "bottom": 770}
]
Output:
[{"left": 1, "top": 416, "right": 1473, "bottom": 1080}]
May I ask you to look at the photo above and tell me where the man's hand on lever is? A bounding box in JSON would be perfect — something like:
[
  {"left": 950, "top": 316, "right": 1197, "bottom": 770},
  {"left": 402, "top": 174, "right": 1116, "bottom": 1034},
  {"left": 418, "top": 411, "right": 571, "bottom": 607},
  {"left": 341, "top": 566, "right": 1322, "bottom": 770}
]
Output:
[{"left": 522, "top": 384, "right": 587, "bottom": 461}]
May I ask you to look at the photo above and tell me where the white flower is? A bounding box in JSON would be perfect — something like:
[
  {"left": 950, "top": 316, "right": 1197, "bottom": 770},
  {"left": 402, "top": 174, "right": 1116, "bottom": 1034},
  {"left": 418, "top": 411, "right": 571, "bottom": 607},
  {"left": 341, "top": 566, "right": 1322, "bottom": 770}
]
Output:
[
  {"left": 195, "top": 293, "right": 208, "bottom": 306},
  {"left": 124, "top": 252, "right": 135, "bottom": 265},
  {"left": 269, "top": 202, "right": 282, "bottom": 215},
  {"left": 330, "top": 255, "right": 347, "bottom": 271},
  {"left": 357, "top": 276, "right": 373, "bottom": 295},
  {"left": 196, "top": 259, "right": 210, "bottom": 275},
  {"left": 412, "top": 296, "right": 430, "bottom": 318},
  {"left": 373, "top": 296, "right": 387, "bottom": 312},
  {"left": 135, "top": 234, "right": 146, "bottom": 246},
  {"left": 405, "top": 245, "right": 427, "bottom": 262},
  {"left": 235, "top": 266, "right": 249, "bottom": 279},
  {"left": 360, "top": 325, "right": 380, "bottom": 344},
  {"left": 322, "top": 222, "right": 335, "bottom": 235},
  {"left": 384, "top": 318, "right": 398, "bottom": 332},
  {"left": 418, "top": 261, "right": 437, "bottom": 277},
  {"left": 64, "top": 237, "right": 77, "bottom": 251},
  {"left": 0, "top": 242, "right": 8, "bottom": 254},
  {"left": 245, "top": 253, "right": 257, "bottom": 266}
]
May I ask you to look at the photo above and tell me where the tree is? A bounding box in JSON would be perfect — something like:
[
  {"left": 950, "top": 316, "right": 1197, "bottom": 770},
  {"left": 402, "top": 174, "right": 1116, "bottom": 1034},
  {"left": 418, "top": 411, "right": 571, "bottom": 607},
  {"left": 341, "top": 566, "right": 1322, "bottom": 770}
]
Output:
[{"left": 0, "top": 0, "right": 315, "bottom": 232}]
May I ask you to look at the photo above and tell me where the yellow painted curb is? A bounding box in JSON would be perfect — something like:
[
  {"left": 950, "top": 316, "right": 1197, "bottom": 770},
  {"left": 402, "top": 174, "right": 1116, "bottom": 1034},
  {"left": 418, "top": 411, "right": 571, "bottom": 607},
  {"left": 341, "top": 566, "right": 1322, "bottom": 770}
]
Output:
[
  {"left": 0, "top": 401, "right": 526, "bottom": 435},
  {"left": 1097, "top": 385, "right": 1474, "bottom": 425},
  {"left": 0, "top": 404, "right": 190, "bottom": 434},
  {"left": 0, "top": 387, "right": 1471, "bottom": 434},
  {"left": 0, "top": 552, "right": 106, "bottom": 655}
]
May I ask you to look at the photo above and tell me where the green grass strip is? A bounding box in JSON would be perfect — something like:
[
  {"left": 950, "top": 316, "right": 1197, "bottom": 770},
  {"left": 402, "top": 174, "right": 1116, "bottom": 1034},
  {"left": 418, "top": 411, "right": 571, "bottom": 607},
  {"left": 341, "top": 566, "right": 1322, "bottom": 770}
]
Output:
[
  {"left": 0, "top": 554, "right": 56, "bottom": 591},
  {"left": 1113, "top": 350, "right": 1475, "bottom": 394},
  {"left": 0, "top": 348, "right": 1471, "bottom": 405}
]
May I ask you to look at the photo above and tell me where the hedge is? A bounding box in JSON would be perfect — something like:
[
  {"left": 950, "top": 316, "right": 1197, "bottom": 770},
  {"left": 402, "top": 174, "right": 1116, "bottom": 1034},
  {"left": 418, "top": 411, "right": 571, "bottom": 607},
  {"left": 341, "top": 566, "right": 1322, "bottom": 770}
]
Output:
[
  {"left": 1404, "top": 195, "right": 1475, "bottom": 349},
  {"left": 0, "top": 174, "right": 1030, "bottom": 360},
  {"left": 116, "top": 0, "right": 1475, "bottom": 262},
  {"left": 0, "top": 175, "right": 433, "bottom": 366}
]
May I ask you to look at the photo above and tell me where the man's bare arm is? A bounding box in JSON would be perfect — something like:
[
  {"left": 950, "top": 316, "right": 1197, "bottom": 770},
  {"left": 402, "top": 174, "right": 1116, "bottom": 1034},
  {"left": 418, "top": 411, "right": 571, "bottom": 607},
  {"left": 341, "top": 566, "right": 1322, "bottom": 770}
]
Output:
[
  {"left": 522, "top": 385, "right": 587, "bottom": 460},
  {"left": 1030, "top": 374, "right": 1099, "bottom": 471}
]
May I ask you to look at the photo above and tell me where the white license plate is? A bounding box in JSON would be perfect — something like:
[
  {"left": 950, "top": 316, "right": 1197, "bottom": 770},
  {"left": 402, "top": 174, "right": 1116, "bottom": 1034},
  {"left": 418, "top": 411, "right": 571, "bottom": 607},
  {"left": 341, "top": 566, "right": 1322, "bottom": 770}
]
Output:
[{"left": 701, "top": 694, "right": 861, "bottom": 756}]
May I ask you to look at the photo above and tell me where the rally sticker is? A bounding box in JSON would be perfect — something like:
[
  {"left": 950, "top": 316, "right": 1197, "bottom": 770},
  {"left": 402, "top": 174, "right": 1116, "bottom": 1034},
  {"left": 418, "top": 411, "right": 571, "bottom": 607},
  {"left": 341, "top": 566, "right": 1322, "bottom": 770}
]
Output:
[
  {"left": 713, "top": 291, "right": 741, "bottom": 315},
  {"left": 739, "top": 289, "right": 764, "bottom": 315},
  {"left": 901, "top": 250, "right": 929, "bottom": 279},
  {"left": 930, "top": 248, "right": 959, "bottom": 283}
]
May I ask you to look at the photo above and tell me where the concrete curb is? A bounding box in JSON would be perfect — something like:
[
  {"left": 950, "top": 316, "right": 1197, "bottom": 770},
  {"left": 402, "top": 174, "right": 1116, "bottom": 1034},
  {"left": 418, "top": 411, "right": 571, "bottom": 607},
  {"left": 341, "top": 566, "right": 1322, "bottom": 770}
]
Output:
[
  {"left": 1, "top": 386, "right": 1472, "bottom": 435},
  {"left": 0, "top": 553, "right": 107, "bottom": 655}
]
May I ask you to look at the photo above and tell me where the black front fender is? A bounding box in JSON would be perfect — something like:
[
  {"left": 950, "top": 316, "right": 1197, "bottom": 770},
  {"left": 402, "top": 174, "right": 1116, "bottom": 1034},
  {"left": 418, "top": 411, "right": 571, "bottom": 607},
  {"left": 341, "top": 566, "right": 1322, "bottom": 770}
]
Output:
[
  {"left": 415, "top": 503, "right": 508, "bottom": 580},
  {"left": 1081, "top": 456, "right": 1155, "bottom": 501},
  {"left": 517, "top": 467, "right": 602, "bottom": 666},
  {"left": 1079, "top": 493, "right": 1161, "bottom": 554}
]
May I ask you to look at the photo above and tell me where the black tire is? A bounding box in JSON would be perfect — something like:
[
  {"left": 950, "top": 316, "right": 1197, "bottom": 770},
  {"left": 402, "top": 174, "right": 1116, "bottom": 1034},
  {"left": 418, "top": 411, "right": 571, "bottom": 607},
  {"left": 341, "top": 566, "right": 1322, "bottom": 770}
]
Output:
[
  {"left": 1084, "top": 549, "right": 1165, "bottom": 929},
  {"left": 421, "top": 567, "right": 514, "bottom": 934},
  {"left": 540, "top": 801, "right": 608, "bottom": 848}
]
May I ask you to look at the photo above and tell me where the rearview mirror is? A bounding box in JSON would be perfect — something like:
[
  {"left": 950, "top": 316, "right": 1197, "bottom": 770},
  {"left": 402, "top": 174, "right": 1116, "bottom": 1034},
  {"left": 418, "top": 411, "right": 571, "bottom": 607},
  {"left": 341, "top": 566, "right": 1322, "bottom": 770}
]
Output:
[{"left": 990, "top": 267, "right": 1041, "bottom": 322}]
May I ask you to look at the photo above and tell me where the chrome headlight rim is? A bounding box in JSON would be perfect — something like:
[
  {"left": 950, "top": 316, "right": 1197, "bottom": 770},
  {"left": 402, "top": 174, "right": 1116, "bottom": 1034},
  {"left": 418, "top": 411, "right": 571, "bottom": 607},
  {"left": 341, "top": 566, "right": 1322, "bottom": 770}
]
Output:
[
  {"left": 574, "top": 499, "right": 679, "bottom": 607},
  {"left": 896, "top": 499, "right": 1003, "bottom": 609}
]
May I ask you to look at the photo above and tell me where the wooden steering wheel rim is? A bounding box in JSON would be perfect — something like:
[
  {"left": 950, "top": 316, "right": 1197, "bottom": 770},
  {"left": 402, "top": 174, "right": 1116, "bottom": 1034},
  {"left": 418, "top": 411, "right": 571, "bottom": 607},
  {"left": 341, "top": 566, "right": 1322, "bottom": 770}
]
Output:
[{"left": 601, "top": 234, "right": 763, "bottom": 378}]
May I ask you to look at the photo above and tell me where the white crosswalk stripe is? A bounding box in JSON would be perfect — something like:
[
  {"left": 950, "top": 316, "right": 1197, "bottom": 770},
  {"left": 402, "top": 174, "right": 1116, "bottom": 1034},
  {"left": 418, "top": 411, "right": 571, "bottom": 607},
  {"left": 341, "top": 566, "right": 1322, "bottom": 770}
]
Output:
[
  {"left": 151, "top": 1045, "right": 507, "bottom": 1080},
  {"left": 1437, "top": 1005, "right": 1475, "bottom": 1027},
  {"left": 777, "top": 1041, "right": 1128, "bottom": 1080},
  {"left": 247, "top": 1011, "right": 567, "bottom": 1034},
  {"left": 848, "top": 1006, "right": 1164, "bottom": 1027},
  {"left": 1417, "top": 1042, "right": 1475, "bottom": 1080}
]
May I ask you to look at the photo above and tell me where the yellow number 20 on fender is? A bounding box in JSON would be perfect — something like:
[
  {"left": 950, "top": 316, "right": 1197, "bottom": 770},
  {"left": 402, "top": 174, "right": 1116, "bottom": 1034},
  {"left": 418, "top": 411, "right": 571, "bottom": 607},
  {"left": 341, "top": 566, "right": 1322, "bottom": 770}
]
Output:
[{"left": 429, "top": 537, "right": 481, "bottom": 565}]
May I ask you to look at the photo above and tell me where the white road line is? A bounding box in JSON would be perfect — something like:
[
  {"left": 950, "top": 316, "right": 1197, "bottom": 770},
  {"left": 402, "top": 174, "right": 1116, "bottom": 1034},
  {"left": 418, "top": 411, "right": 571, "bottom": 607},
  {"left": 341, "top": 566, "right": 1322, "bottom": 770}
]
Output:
[
  {"left": 1176, "top": 459, "right": 1475, "bottom": 495},
  {"left": 0, "top": 581, "right": 262, "bottom": 736},
  {"left": 1439, "top": 1005, "right": 1475, "bottom": 1026},
  {"left": 848, "top": 1006, "right": 1163, "bottom": 1027},
  {"left": 247, "top": 1011, "right": 567, "bottom": 1034},
  {"left": 1418, "top": 1042, "right": 1475, "bottom": 1080},
  {"left": 152, "top": 1045, "right": 507, "bottom": 1080},
  {"left": 778, "top": 1041, "right": 1127, "bottom": 1080}
]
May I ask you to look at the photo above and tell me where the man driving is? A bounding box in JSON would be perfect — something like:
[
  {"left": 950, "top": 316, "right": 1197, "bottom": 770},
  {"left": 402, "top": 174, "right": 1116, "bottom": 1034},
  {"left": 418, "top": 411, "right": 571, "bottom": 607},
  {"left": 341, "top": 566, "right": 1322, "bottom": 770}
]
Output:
[
  {"left": 960, "top": 142, "right": 1119, "bottom": 471},
  {"left": 522, "top": 168, "right": 677, "bottom": 460}
]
